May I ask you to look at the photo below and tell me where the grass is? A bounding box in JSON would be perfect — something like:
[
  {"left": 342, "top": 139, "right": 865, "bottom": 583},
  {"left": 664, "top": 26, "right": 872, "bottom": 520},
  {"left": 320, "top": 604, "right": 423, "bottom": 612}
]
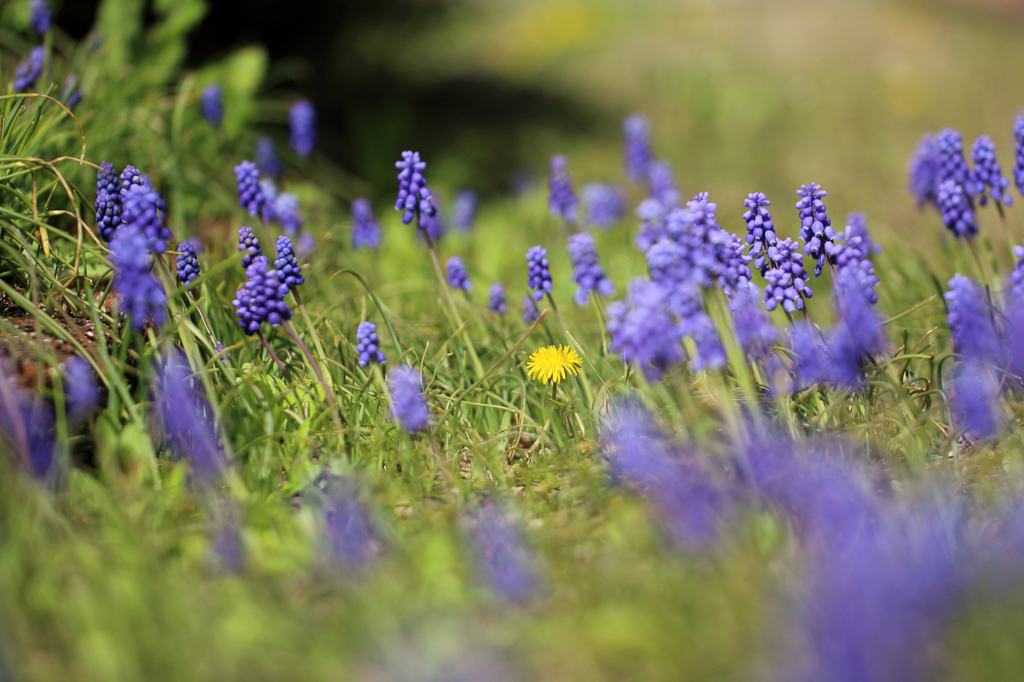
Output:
[{"left": 2, "top": 2, "right": 1024, "bottom": 681}]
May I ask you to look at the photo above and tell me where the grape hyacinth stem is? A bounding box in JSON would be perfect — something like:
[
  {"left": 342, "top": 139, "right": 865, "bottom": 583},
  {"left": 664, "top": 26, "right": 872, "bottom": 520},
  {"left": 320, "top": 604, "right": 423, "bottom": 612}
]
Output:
[
  {"left": 257, "top": 331, "right": 291, "bottom": 382},
  {"left": 283, "top": 321, "right": 342, "bottom": 430}
]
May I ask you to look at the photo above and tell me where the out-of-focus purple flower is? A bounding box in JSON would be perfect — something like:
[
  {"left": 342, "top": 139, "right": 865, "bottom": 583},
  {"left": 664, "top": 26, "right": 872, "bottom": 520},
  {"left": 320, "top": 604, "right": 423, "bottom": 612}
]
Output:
[
  {"left": 634, "top": 198, "right": 667, "bottom": 253},
  {"left": 1014, "top": 117, "right": 1024, "bottom": 198},
  {"left": 259, "top": 178, "right": 278, "bottom": 223},
  {"left": 548, "top": 155, "right": 578, "bottom": 223},
  {"left": 296, "top": 232, "right": 315, "bottom": 261},
  {"left": 320, "top": 476, "right": 377, "bottom": 568},
  {"left": 764, "top": 238, "right": 813, "bottom": 313},
  {"left": 274, "top": 235, "right": 304, "bottom": 288},
  {"left": 1009, "top": 243, "right": 1024, "bottom": 301},
  {"left": 110, "top": 224, "right": 166, "bottom": 330},
  {"left": 97, "top": 161, "right": 118, "bottom": 197},
  {"left": 488, "top": 283, "right": 507, "bottom": 316},
  {"left": 237, "top": 226, "right": 262, "bottom": 269},
  {"left": 1005, "top": 298, "right": 1024, "bottom": 384},
  {"left": 420, "top": 205, "right": 445, "bottom": 244},
  {"left": 255, "top": 136, "right": 283, "bottom": 178},
  {"left": 834, "top": 215, "right": 880, "bottom": 304},
  {"left": 121, "top": 182, "right": 172, "bottom": 255},
  {"left": 623, "top": 113, "right": 653, "bottom": 185},
  {"left": 522, "top": 295, "right": 538, "bottom": 323},
  {"left": 908, "top": 134, "right": 941, "bottom": 210},
  {"left": 273, "top": 193, "right": 303, "bottom": 235},
  {"left": 451, "top": 190, "right": 478, "bottom": 232},
  {"left": 731, "top": 286, "right": 777, "bottom": 361},
  {"left": 214, "top": 341, "right": 229, "bottom": 364},
  {"left": 61, "top": 75, "right": 80, "bottom": 110},
  {"left": 355, "top": 321, "right": 386, "bottom": 367},
  {"left": 567, "top": 232, "right": 615, "bottom": 305},
  {"left": 288, "top": 99, "right": 317, "bottom": 158},
  {"left": 0, "top": 360, "right": 54, "bottom": 478},
  {"left": 200, "top": 83, "right": 223, "bottom": 127},
  {"left": 446, "top": 256, "right": 472, "bottom": 292},
  {"left": 351, "top": 198, "right": 381, "bottom": 251},
  {"left": 30, "top": 0, "right": 51, "bottom": 33},
  {"left": 14, "top": 45, "right": 44, "bottom": 93},
  {"left": 176, "top": 240, "right": 200, "bottom": 286},
  {"left": 743, "top": 192, "right": 776, "bottom": 275},
  {"left": 388, "top": 365, "right": 429, "bottom": 433},
  {"left": 951, "top": 360, "right": 1003, "bottom": 439},
  {"left": 582, "top": 183, "right": 626, "bottom": 229},
  {"left": 790, "top": 323, "right": 832, "bottom": 389},
  {"left": 682, "top": 311, "right": 725, "bottom": 371},
  {"left": 95, "top": 192, "right": 121, "bottom": 242},
  {"left": 467, "top": 505, "right": 540, "bottom": 604},
  {"left": 717, "top": 233, "right": 754, "bottom": 296},
  {"left": 796, "top": 183, "right": 838, "bottom": 277},
  {"left": 395, "top": 150, "right": 437, "bottom": 231},
  {"left": 232, "top": 258, "right": 292, "bottom": 335},
  {"left": 845, "top": 213, "right": 880, "bottom": 256},
  {"left": 829, "top": 269, "right": 886, "bottom": 386},
  {"left": 64, "top": 356, "right": 100, "bottom": 423},
  {"left": 969, "top": 135, "right": 1013, "bottom": 207},
  {"left": 606, "top": 278, "right": 684, "bottom": 381},
  {"left": 647, "top": 160, "right": 680, "bottom": 209},
  {"left": 526, "top": 245, "right": 552, "bottom": 302},
  {"left": 234, "top": 160, "right": 264, "bottom": 217},
  {"left": 212, "top": 515, "right": 244, "bottom": 574},
  {"left": 944, "top": 273, "right": 1001, "bottom": 362},
  {"left": 937, "top": 179, "right": 978, "bottom": 238},
  {"left": 154, "top": 353, "right": 227, "bottom": 482}
]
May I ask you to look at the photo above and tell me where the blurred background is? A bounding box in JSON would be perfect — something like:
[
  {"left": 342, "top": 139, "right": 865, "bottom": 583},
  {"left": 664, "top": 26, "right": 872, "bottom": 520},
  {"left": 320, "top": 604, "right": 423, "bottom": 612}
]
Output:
[{"left": 54, "top": 0, "right": 1024, "bottom": 244}]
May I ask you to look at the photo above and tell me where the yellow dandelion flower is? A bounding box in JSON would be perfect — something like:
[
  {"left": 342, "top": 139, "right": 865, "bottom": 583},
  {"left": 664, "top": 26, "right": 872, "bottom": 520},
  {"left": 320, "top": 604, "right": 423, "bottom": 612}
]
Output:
[{"left": 526, "top": 345, "right": 582, "bottom": 386}]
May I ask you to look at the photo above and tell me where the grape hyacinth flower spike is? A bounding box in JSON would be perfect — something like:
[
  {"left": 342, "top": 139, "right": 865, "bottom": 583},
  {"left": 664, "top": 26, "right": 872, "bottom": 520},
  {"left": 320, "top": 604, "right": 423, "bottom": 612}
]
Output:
[
  {"left": 355, "top": 322, "right": 386, "bottom": 367},
  {"left": 289, "top": 100, "right": 317, "bottom": 158},
  {"left": 237, "top": 226, "right": 262, "bottom": 268},
  {"left": 1014, "top": 117, "right": 1024, "bottom": 199},
  {"left": 95, "top": 192, "right": 121, "bottom": 242},
  {"left": 623, "top": 113, "right": 653, "bottom": 185},
  {"left": 231, "top": 258, "right": 292, "bottom": 336},
  {"left": 647, "top": 160, "right": 680, "bottom": 209},
  {"left": 908, "top": 133, "right": 941, "bottom": 210},
  {"left": 1010, "top": 243, "right": 1024, "bottom": 301},
  {"left": 467, "top": 505, "right": 540, "bottom": 604},
  {"left": 256, "top": 136, "right": 283, "bottom": 178},
  {"left": 121, "top": 182, "right": 172, "bottom": 255},
  {"left": 452, "top": 190, "right": 478, "bottom": 232},
  {"left": 118, "top": 164, "right": 144, "bottom": 196},
  {"left": 488, "top": 283, "right": 507, "bottom": 316},
  {"left": 583, "top": 183, "right": 627, "bottom": 229},
  {"left": 936, "top": 128, "right": 972, "bottom": 191},
  {"left": 110, "top": 224, "right": 167, "bottom": 331},
  {"left": 97, "top": 161, "right": 118, "bottom": 197},
  {"left": 200, "top": 83, "right": 223, "bottom": 127},
  {"left": 351, "top": 198, "right": 382, "bottom": 251},
  {"left": 567, "top": 232, "right": 615, "bottom": 305},
  {"left": 796, "top": 183, "right": 838, "bottom": 277},
  {"left": 522, "top": 295, "right": 539, "bottom": 323},
  {"left": 526, "top": 246, "right": 553, "bottom": 302},
  {"left": 446, "top": 256, "right": 472, "bottom": 292},
  {"left": 743, "top": 192, "right": 776, "bottom": 275},
  {"left": 970, "top": 135, "right": 1013, "bottom": 208},
  {"left": 154, "top": 353, "right": 227, "bottom": 482},
  {"left": 30, "top": 0, "right": 51, "bottom": 34},
  {"left": 944, "top": 273, "right": 1001, "bottom": 362},
  {"left": 548, "top": 155, "right": 578, "bottom": 224},
  {"left": 64, "top": 356, "right": 101, "bottom": 424},
  {"left": 395, "top": 151, "right": 437, "bottom": 232},
  {"left": 61, "top": 75, "right": 80, "bottom": 110},
  {"left": 937, "top": 180, "right": 979, "bottom": 238},
  {"left": 234, "top": 160, "right": 264, "bottom": 218},
  {"left": 605, "top": 278, "right": 683, "bottom": 381},
  {"left": 176, "top": 241, "right": 201, "bottom": 286},
  {"left": 274, "top": 235, "right": 305, "bottom": 288},
  {"left": 14, "top": 45, "right": 44, "bottom": 93},
  {"left": 273, "top": 193, "right": 303, "bottom": 235},
  {"left": 764, "top": 237, "right": 813, "bottom": 314},
  {"left": 388, "top": 365, "right": 429, "bottom": 433}
]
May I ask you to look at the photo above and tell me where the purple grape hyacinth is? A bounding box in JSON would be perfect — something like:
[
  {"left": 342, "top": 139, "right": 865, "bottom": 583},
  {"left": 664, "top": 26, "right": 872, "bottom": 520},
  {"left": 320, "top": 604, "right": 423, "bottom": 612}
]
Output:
[
  {"left": 1009, "top": 243, "right": 1024, "bottom": 301},
  {"left": 274, "top": 235, "right": 305, "bottom": 288},
  {"left": 1014, "top": 117, "right": 1024, "bottom": 198},
  {"left": 30, "top": 0, "right": 51, "bottom": 34},
  {"left": 944, "top": 273, "right": 1001, "bottom": 362},
  {"left": 320, "top": 476, "right": 378, "bottom": 569},
  {"left": 970, "top": 135, "right": 1013, "bottom": 207},
  {"left": 388, "top": 365, "right": 429, "bottom": 433},
  {"left": 155, "top": 353, "right": 227, "bottom": 482},
  {"left": 606, "top": 278, "right": 684, "bottom": 381},
  {"left": 764, "top": 238, "right": 813, "bottom": 313},
  {"left": 467, "top": 505, "right": 540, "bottom": 604},
  {"left": 937, "top": 128, "right": 973, "bottom": 191},
  {"left": 234, "top": 160, "right": 264, "bottom": 217},
  {"left": 683, "top": 312, "right": 726, "bottom": 371},
  {"left": 289, "top": 99, "right": 317, "bottom": 158},
  {"left": 121, "top": 182, "right": 172, "bottom": 255},
  {"left": 743, "top": 192, "right": 776, "bottom": 275},
  {"left": 256, "top": 136, "right": 283, "bottom": 178},
  {"left": 237, "top": 226, "right": 262, "bottom": 268},
  {"left": 937, "top": 179, "right": 978, "bottom": 238},
  {"left": 176, "top": 240, "right": 200, "bottom": 286},
  {"left": 567, "top": 232, "right": 615, "bottom": 305},
  {"left": 951, "top": 360, "right": 1003, "bottom": 439},
  {"left": 796, "top": 183, "right": 838, "bottom": 277},
  {"left": 61, "top": 75, "right": 80, "bottom": 110},
  {"left": 446, "top": 256, "right": 472, "bottom": 292},
  {"left": 0, "top": 358, "right": 54, "bottom": 477},
  {"left": 110, "top": 224, "right": 166, "bottom": 331},
  {"left": 582, "top": 183, "right": 627, "bottom": 229},
  {"left": 64, "top": 356, "right": 100, "bottom": 423},
  {"left": 355, "top": 321, "right": 386, "bottom": 367},
  {"left": 647, "top": 160, "right": 680, "bottom": 209},
  {"left": 272, "top": 192, "right": 303, "bottom": 235},
  {"left": 351, "top": 198, "right": 381, "bottom": 251},
  {"left": 548, "top": 155, "right": 578, "bottom": 223},
  {"left": 200, "top": 83, "right": 223, "bottom": 127},
  {"left": 634, "top": 198, "right": 667, "bottom": 253},
  {"left": 95, "top": 192, "right": 121, "bottom": 242},
  {"left": 522, "top": 295, "right": 538, "bottom": 323},
  {"left": 526, "top": 245, "right": 553, "bottom": 302},
  {"left": 232, "top": 258, "right": 292, "bottom": 335},
  {"left": 908, "top": 133, "right": 941, "bottom": 210},
  {"left": 452, "top": 190, "right": 478, "bottom": 232},
  {"left": 97, "top": 161, "right": 118, "bottom": 197},
  {"left": 730, "top": 287, "right": 777, "bottom": 361},
  {"left": 14, "top": 45, "right": 44, "bottom": 93},
  {"left": 119, "top": 164, "right": 144, "bottom": 196},
  {"left": 488, "top": 283, "right": 507, "bottom": 316},
  {"left": 623, "top": 114, "right": 653, "bottom": 185},
  {"left": 395, "top": 151, "right": 437, "bottom": 231}
]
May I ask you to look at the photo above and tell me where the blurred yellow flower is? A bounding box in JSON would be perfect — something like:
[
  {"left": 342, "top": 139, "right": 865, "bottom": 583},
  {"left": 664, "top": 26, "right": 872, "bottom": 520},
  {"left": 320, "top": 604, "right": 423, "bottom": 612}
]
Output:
[{"left": 526, "top": 345, "right": 582, "bottom": 386}]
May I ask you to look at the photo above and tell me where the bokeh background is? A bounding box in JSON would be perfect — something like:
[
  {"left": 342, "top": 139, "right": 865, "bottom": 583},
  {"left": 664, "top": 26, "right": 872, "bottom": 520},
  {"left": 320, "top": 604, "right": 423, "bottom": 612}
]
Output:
[{"left": 58, "top": 0, "right": 1024, "bottom": 249}]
